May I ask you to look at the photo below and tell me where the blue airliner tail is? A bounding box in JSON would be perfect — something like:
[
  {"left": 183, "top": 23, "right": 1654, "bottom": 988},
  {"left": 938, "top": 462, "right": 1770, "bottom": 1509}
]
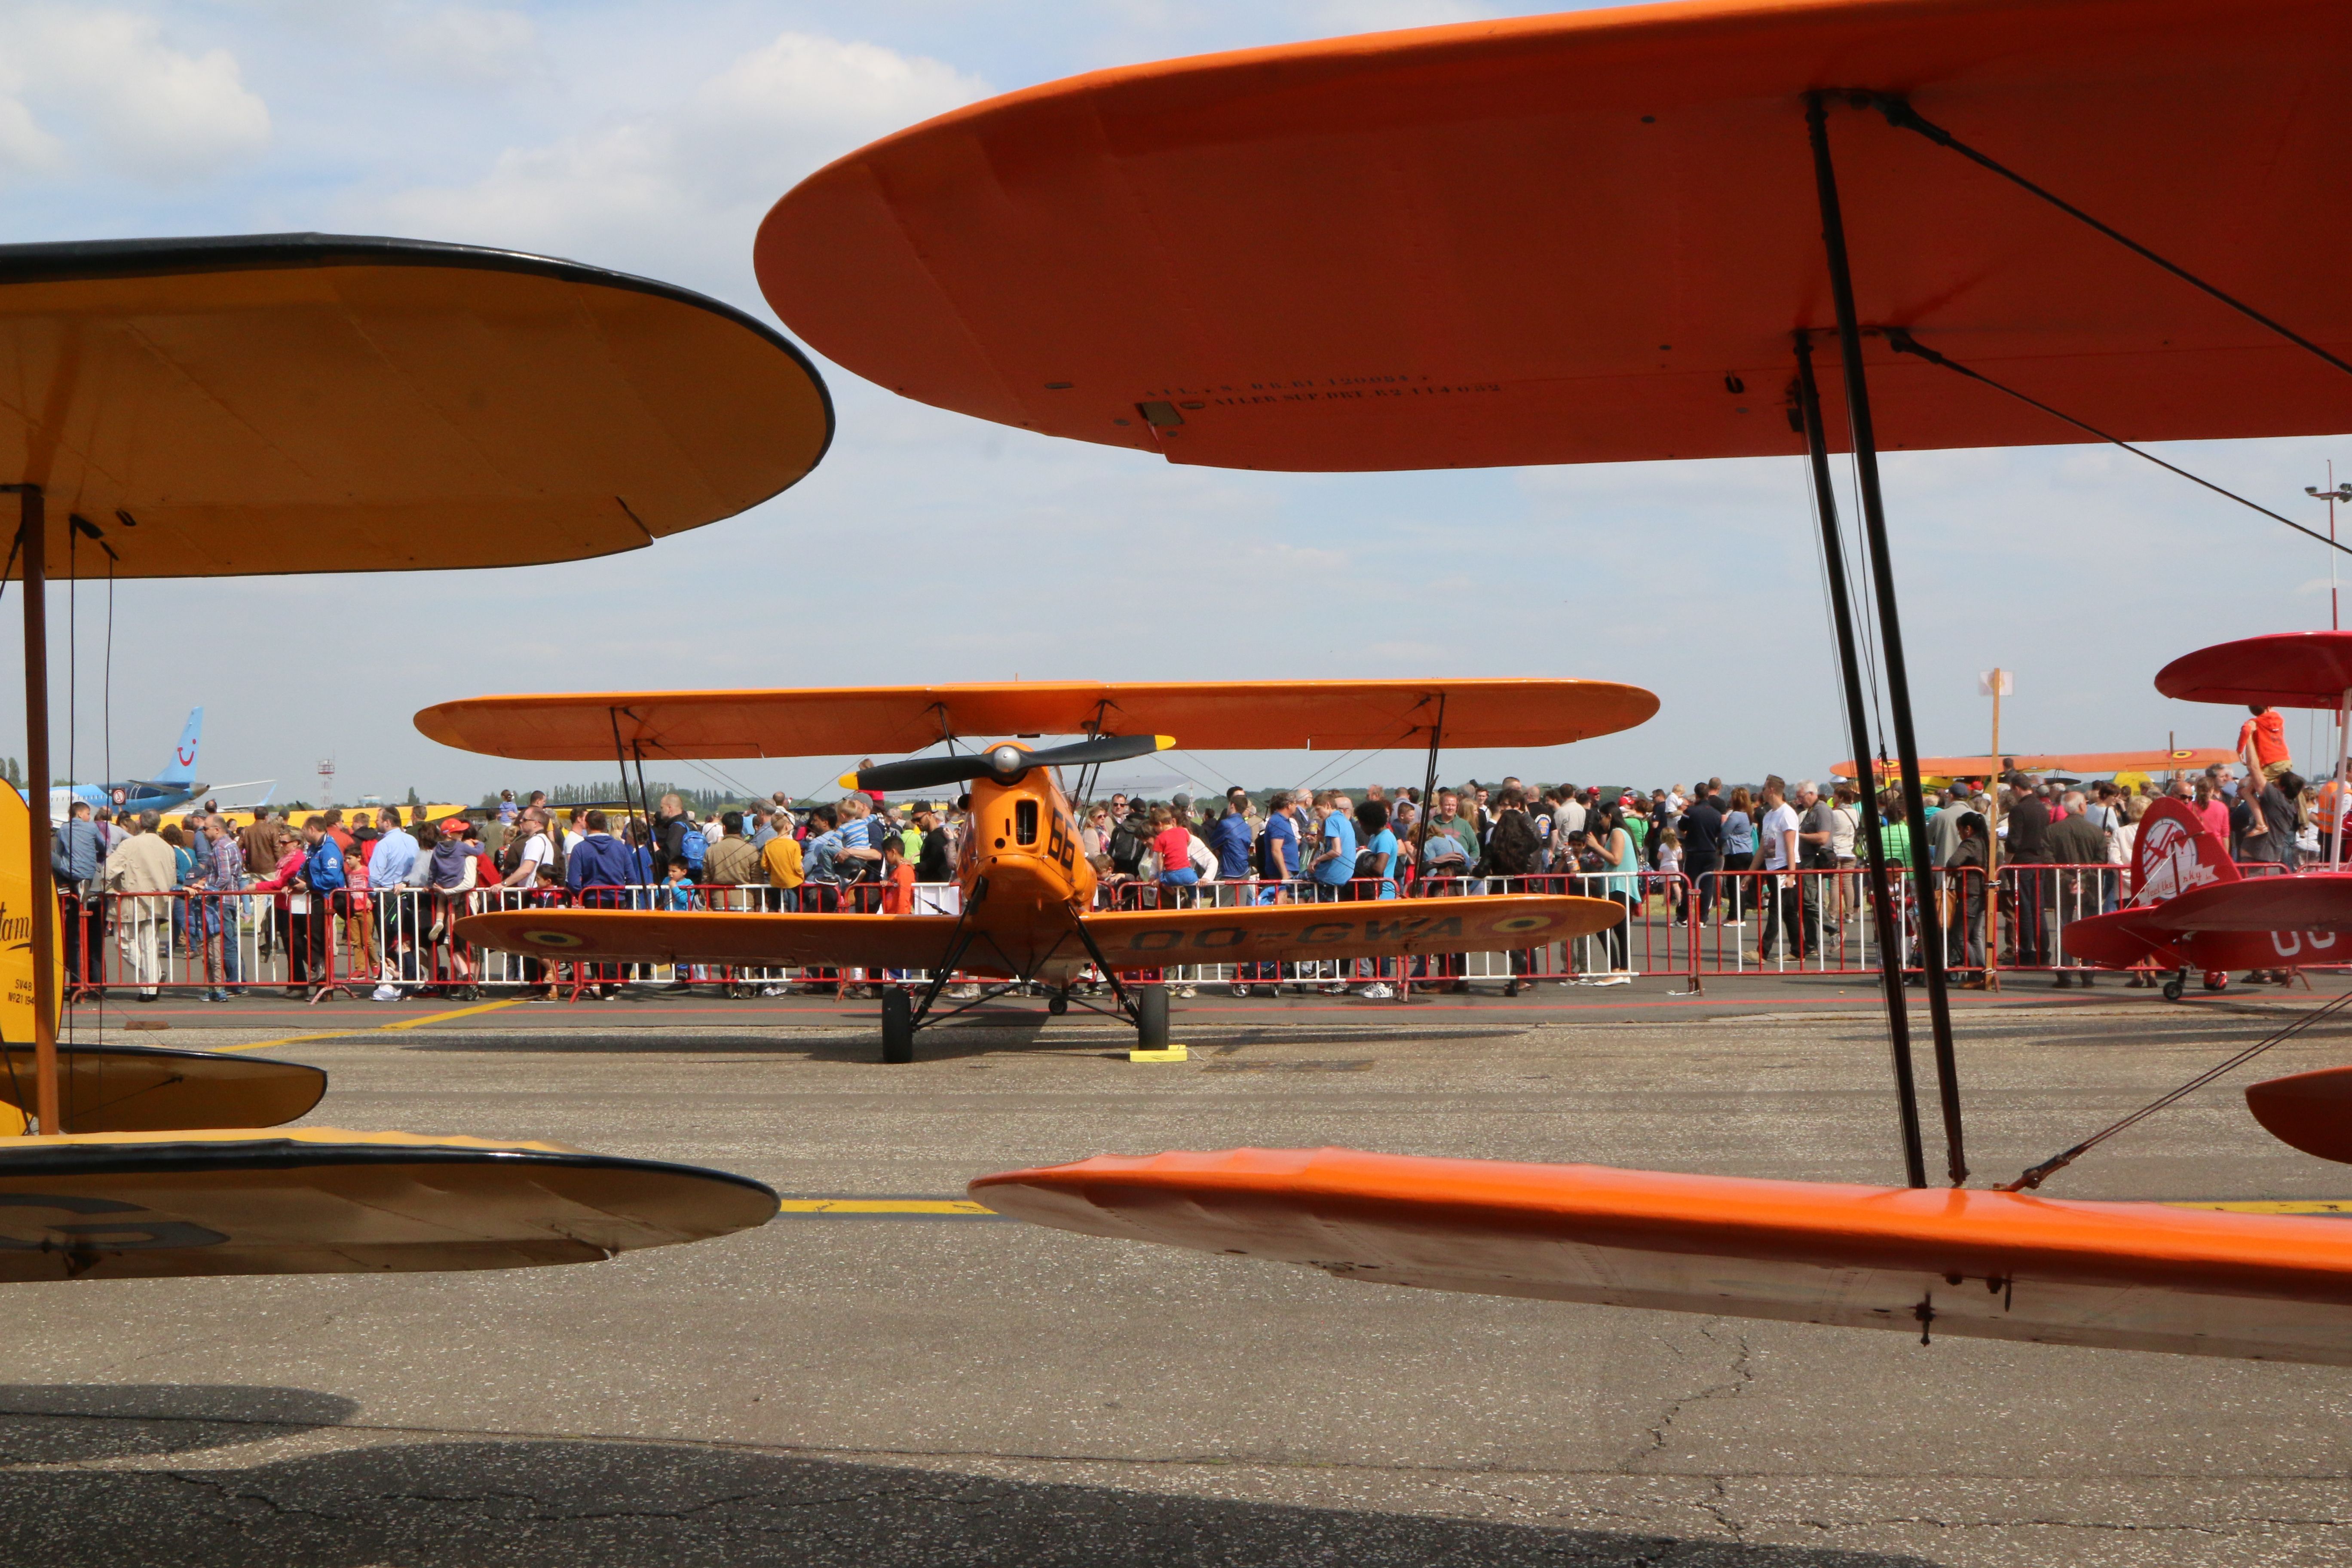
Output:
[{"left": 155, "top": 707, "right": 202, "bottom": 785}]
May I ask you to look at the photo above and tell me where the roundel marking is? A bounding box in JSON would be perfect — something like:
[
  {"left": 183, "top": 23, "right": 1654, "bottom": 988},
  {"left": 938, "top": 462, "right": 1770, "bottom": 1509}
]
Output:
[
  {"left": 1492, "top": 914, "right": 1550, "bottom": 934},
  {"left": 524, "top": 929, "right": 588, "bottom": 949}
]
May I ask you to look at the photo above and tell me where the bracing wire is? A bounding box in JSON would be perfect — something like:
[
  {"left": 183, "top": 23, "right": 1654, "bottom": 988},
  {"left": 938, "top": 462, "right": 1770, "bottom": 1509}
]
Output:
[
  {"left": 1800, "top": 451, "right": 1868, "bottom": 770},
  {"left": 2000, "top": 988, "right": 2352, "bottom": 1191},
  {"left": 1885, "top": 329, "right": 2352, "bottom": 559}
]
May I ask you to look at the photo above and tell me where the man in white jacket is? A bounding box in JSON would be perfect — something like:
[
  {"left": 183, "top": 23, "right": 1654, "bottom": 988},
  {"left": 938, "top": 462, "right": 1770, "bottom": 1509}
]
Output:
[{"left": 101, "top": 811, "right": 177, "bottom": 1001}]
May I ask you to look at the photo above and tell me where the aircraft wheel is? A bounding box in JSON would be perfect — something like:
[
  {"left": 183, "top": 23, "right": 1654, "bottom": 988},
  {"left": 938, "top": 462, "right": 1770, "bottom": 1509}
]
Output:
[
  {"left": 1048, "top": 991, "right": 1069, "bottom": 1016},
  {"left": 2161, "top": 975, "right": 2185, "bottom": 1003},
  {"left": 881, "top": 988, "right": 915, "bottom": 1065},
  {"left": 1136, "top": 985, "right": 1171, "bottom": 1050},
  {"left": 2203, "top": 971, "right": 2230, "bottom": 992}
]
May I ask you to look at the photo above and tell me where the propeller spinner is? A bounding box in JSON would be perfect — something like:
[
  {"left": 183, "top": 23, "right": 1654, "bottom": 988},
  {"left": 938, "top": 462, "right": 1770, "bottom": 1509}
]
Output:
[{"left": 842, "top": 734, "right": 1174, "bottom": 794}]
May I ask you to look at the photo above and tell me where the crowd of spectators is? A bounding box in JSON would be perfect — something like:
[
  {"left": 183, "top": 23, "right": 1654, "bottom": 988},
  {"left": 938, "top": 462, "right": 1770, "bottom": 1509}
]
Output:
[{"left": 49, "top": 697, "right": 2340, "bottom": 1002}]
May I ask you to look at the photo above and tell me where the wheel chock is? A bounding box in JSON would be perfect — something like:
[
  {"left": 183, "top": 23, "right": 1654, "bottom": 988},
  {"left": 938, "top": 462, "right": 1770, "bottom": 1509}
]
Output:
[{"left": 1127, "top": 1044, "right": 1189, "bottom": 1063}]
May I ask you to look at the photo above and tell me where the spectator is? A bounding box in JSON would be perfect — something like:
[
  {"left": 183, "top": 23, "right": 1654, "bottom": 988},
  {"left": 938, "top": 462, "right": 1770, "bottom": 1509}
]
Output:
[
  {"left": 1721, "top": 787, "right": 1757, "bottom": 922},
  {"left": 1678, "top": 787, "right": 1724, "bottom": 923},
  {"left": 706, "top": 811, "right": 760, "bottom": 891},
  {"left": 1478, "top": 786, "right": 1542, "bottom": 879},
  {"left": 51, "top": 801, "right": 100, "bottom": 989},
  {"left": 2005, "top": 773, "right": 2053, "bottom": 968},
  {"left": 1207, "top": 789, "right": 1254, "bottom": 881},
  {"left": 1305, "top": 793, "right": 1359, "bottom": 995},
  {"left": 101, "top": 811, "right": 176, "bottom": 1002},
  {"left": 1757, "top": 776, "right": 1801, "bottom": 963},
  {"left": 2049, "top": 790, "right": 2109, "bottom": 988},
  {"left": 2240, "top": 703, "right": 2292, "bottom": 785},
  {"left": 1582, "top": 802, "right": 1637, "bottom": 985},
  {"left": 292, "top": 815, "right": 345, "bottom": 1002},
  {"left": 1945, "top": 810, "right": 1990, "bottom": 986},
  {"left": 565, "top": 809, "right": 637, "bottom": 999},
  {"left": 1078, "top": 803, "right": 1112, "bottom": 876},
  {"left": 195, "top": 814, "right": 246, "bottom": 1002},
  {"left": 763, "top": 809, "right": 805, "bottom": 911},
  {"left": 1151, "top": 805, "right": 1197, "bottom": 891}
]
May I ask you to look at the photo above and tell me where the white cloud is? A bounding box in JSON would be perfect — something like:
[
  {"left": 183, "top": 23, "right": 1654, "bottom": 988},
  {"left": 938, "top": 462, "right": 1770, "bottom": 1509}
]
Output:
[
  {"left": 383, "top": 4, "right": 534, "bottom": 83},
  {"left": 0, "top": 6, "right": 269, "bottom": 185},
  {"left": 357, "top": 30, "right": 987, "bottom": 283}
]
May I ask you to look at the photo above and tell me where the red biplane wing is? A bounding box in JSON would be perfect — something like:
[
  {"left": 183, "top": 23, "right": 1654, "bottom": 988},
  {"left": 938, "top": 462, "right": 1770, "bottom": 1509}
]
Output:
[
  {"left": 973, "top": 1147, "right": 2352, "bottom": 1365},
  {"left": 2147, "top": 874, "right": 2352, "bottom": 933},
  {"left": 1080, "top": 894, "right": 1622, "bottom": 968},
  {"left": 2055, "top": 907, "right": 2178, "bottom": 969},
  {"left": 455, "top": 909, "right": 963, "bottom": 973}
]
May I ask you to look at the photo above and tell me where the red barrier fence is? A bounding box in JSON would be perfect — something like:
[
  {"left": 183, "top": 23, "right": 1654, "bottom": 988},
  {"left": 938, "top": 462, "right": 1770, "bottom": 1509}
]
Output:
[{"left": 52, "top": 858, "right": 2342, "bottom": 1004}]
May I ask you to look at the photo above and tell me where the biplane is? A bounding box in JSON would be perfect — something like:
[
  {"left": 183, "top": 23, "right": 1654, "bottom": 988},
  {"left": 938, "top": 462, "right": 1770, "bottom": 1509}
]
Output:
[
  {"left": 2062, "top": 633, "right": 2352, "bottom": 996},
  {"left": 0, "top": 232, "right": 823, "bottom": 1276},
  {"left": 765, "top": 0, "right": 2352, "bottom": 1355},
  {"left": 420, "top": 679, "right": 1654, "bottom": 1063}
]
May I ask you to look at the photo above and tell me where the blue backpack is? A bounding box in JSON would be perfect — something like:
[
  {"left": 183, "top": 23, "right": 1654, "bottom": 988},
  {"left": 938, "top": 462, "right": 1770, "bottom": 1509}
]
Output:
[{"left": 678, "top": 824, "right": 707, "bottom": 875}]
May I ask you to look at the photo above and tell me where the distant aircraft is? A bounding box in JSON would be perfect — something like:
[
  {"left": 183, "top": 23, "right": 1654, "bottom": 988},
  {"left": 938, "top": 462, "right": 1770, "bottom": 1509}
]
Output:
[
  {"left": 46, "top": 707, "right": 274, "bottom": 819},
  {"left": 420, "top": 678, "right": 1656, "bottom": 1063}
]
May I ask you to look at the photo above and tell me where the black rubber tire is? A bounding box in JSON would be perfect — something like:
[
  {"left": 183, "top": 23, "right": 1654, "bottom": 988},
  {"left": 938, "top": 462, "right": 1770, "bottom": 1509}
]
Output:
[
  {"left": 1136, "top": 985, "right": 1171, "bottom": 1050},
  {"left": 1048, "top": 992, "right": 1069, "bottom": 1015},
  {"left": 881, "top": 988, "right": 915, "bottom": 1065},
  {"left": 2162, "top": 976, "right": 2185, "bottom": 1002}
]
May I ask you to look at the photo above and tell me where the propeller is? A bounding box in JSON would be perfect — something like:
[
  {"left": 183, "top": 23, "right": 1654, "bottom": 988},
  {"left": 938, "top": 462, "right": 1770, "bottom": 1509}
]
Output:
[{"left": 841, "top": 735, "right": 1174, "bottom": 794}]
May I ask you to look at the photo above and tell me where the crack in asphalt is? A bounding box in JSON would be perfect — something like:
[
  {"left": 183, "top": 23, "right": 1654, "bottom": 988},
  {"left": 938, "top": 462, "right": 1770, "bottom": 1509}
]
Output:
[{"left": 1625, "top": 1324, "right": 1755, "bottom": 1471}]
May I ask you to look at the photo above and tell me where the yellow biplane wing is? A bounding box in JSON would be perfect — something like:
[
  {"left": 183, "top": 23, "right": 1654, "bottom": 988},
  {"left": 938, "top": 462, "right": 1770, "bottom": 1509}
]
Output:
[{"left": 0, "top": 1127, "right": 778, "bottom": 1281}]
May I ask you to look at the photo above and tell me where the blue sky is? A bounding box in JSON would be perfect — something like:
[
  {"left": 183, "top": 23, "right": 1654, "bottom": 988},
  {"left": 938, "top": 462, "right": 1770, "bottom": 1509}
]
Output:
[{"left": 1, "top": 0, "right": 2345, "bottom": 805}]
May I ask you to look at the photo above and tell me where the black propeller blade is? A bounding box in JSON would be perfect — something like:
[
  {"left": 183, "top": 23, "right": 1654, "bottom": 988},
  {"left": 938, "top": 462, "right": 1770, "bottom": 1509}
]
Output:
[{"left": 843, "top": 734, "right": 1173, "bottom": 794}]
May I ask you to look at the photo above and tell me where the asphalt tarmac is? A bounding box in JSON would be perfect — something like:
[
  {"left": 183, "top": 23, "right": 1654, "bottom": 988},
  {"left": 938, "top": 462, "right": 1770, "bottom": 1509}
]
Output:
[{"left": 8, "top": 980, "right": 2352, "bottom": 1565}]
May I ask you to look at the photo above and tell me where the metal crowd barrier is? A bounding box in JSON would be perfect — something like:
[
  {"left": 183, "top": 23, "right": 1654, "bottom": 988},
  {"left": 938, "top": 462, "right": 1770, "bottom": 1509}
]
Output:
[{"left": 54, "top": 853, "right": 2343, "bottom": 1004}]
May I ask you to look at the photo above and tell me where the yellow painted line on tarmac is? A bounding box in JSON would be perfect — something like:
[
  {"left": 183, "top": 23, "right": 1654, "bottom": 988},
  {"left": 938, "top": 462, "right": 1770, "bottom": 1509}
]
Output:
[
  {"left": 775, "top": 1197, "right": 1002, "bottom": 1219},
  {"left": 211, "top": 998, "right": 524, "bottom": 1054},
  {"left": 2168, "top": 1200, "right": 2352, "bottom": 1217}
]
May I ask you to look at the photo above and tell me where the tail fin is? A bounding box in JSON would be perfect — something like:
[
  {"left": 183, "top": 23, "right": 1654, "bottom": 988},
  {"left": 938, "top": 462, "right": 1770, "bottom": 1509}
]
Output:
[
  {"left": 156, "top": 707, "right": 201, "bottom": 785},
  {"left": 2130, "top": 795, "right": 2237, "bottom": 906}
]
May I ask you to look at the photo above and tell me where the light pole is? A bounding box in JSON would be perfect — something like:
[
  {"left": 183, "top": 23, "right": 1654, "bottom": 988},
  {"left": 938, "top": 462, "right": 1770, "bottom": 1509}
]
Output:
[{"left": 2306, "top": 470, "right": 2348, "bottom": 632}]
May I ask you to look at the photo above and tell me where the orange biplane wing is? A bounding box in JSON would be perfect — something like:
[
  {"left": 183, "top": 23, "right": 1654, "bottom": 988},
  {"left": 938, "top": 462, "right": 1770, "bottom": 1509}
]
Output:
[
  {"left": 1079, "top": 895, "right": 1621, "bottom": 968},
  {"left": 1831, "top": 750, "right": 2233, "bottom": 780},
  {"left": 415, "top": 679, "right": 1655, "bottom": 761},
  {"left": 455, "top": 909, "right": 964, "bottom": 973},
  {"left": 974, "top": 1147, "right": 2352, "bottom": 1365}
]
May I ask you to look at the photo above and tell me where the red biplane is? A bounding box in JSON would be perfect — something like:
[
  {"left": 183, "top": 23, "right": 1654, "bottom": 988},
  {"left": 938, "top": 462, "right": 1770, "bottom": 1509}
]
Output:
[
  {"left": 2063, "top": 632, "right": 2352, "bottom": 996},
  {"left": 422, "top": 679, "right": 1654, "bottom": 1063}
]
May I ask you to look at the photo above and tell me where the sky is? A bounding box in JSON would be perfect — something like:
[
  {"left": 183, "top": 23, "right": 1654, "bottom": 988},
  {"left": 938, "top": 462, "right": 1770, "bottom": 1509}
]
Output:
[{"left": 0, "top": 0, "right": 2345, "bottom": 807}]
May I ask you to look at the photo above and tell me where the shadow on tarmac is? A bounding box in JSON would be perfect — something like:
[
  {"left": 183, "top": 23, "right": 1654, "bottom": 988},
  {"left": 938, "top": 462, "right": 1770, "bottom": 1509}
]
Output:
[
  {"left": 0, "top": 1409, "right": 1940, "bottom": 1567},
  {"left": 0, "top": 1385, "right": 360, "bottom": 1462}
]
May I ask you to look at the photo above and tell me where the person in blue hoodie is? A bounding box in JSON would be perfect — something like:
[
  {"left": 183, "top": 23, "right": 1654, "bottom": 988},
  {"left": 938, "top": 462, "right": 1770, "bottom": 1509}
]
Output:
[
  {"left": 50, "top": 800, "right": 102, "bottom": 987},
  {"left": 295, "top": 817, "right": 345, "bottom": 999},
  {"left": 564, "top": 810, "right": 641, "bottom": 998}
]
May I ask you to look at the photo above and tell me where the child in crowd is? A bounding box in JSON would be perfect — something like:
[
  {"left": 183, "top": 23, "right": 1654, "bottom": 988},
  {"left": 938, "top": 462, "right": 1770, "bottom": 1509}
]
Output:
[
  {"left": 1655, "top": 828, "right": 1686, "bottom": 920},
  {"left": 879, "top": 836, "right": 916, "bottom": 981}
]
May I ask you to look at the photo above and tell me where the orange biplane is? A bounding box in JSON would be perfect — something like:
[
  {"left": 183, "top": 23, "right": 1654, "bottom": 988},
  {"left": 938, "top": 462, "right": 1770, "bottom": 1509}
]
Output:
[
  {"left": 420, "top": 679, "right": 1654, "bottom": 1063},
  {"left": 761, "top": 0, "right": 2352, "bottom": 1357}
]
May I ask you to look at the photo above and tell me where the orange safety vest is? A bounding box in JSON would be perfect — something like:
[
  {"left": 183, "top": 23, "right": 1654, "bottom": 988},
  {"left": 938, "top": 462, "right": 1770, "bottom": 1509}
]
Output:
[{"left": 2318, "top": 779, "right": 2350, "bottom": 836}]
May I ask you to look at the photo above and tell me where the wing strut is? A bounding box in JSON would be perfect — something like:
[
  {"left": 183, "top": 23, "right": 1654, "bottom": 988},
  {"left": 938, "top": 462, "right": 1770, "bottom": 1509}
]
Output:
[
  {"left": 5, "top": 485, "right": 58, "bottom": 1133},
  {"left": 1807, "top": 92, "right": 1966, "bottom": 1187},
  {"left": 1794, "top": 337, "right": 1926, "bottom": 1190}
]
